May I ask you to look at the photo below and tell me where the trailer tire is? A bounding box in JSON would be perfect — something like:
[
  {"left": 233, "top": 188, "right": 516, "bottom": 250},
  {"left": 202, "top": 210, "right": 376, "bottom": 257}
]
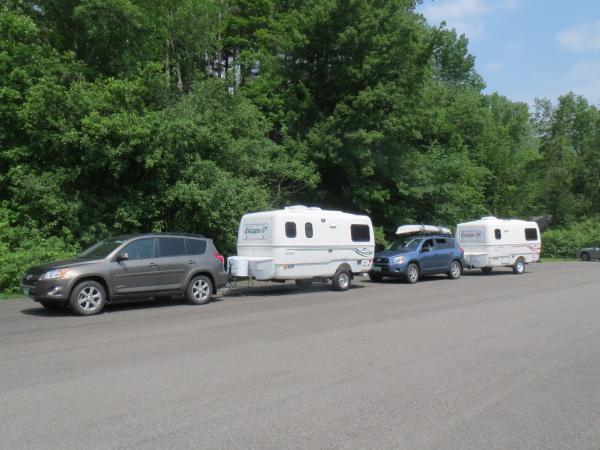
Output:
[
  {"left": 332, "top": 269, "right": 351, "bottom": 291},
  {"left": 513, "top": 258, "right": 526, "bottom": 275},
  {"left": 481, "top": 267, "right": 493, "bottom": 274},
  {"left": 295, "top": 279, "right": 313, "bottom": 289}
]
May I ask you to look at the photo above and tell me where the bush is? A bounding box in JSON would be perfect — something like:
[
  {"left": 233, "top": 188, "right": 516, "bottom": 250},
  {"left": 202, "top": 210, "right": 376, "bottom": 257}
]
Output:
[
  {"left": 0, "top": 206, "right": 78, "bottom": 294},
  {"left": 541, "top": 218, "right": 600, "bottom": 259}
]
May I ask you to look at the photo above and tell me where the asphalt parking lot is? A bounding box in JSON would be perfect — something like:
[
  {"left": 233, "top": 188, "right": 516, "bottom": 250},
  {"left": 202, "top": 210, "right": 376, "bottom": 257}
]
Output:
[{"left": 1, "top": 261, "right": 599, "bottom": 449}]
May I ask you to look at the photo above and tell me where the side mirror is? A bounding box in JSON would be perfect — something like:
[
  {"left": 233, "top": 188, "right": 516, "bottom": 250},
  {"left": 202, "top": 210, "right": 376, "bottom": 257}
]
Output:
[{"left": 117, "top": 252, "right": 129, "bottom": 261}]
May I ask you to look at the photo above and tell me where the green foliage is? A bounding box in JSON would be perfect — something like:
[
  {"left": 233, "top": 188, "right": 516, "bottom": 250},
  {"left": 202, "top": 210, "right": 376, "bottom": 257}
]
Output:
[
  {"left": 541, "top": 218, "right": 600, "bottom": 259},
  {"left": 1, "top": 1, "right": 599, "bottom": 294}
]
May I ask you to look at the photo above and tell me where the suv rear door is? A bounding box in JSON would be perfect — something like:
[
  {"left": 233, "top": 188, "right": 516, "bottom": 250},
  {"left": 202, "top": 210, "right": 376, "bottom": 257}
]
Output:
[
  {"left": 434, "top": 238, "right": 453, "bottom": 270},
  {"left": 156, "top": 237, "right": 190, "bottom": 291},
  {"left": 112, "top": 237, "right": 160, "bottom": 295}
]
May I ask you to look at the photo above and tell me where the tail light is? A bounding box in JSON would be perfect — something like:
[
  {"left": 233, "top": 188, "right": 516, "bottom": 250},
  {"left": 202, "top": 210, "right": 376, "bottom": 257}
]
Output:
[
  {"left": 213, "top": 252, "right": 225, "bottom": 264},
  {"left": 459, "top": 247, "right": 464, "bottom": 254}
]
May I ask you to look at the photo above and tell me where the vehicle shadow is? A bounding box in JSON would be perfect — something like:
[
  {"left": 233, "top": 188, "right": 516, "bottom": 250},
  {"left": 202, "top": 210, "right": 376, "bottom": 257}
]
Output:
[
  {"left": 21, "top": 296, "right": 224, "bottom": 317},
  {"left": 225, "top": 281, "right": 365, "bottom": 297}
]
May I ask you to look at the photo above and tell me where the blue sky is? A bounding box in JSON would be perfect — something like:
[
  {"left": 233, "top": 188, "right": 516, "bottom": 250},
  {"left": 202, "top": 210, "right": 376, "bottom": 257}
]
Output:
[{"left": 418, "top": 0, "right": 600, "bottom": 105}]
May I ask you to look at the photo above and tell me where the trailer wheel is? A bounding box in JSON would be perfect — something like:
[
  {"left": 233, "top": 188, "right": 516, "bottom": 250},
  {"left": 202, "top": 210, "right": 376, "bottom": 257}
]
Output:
[
  {"left": 513, "top": 258, "right": 526, "bottom": 275},
  {"left": 295, "top": 279, "right": 313, "bottom": 289},
  {"left": 332, "top": 269, "right": 351, "bottom": 291},
  {"left": 481, "top": 267, "right": 493, "bottom": 274}
]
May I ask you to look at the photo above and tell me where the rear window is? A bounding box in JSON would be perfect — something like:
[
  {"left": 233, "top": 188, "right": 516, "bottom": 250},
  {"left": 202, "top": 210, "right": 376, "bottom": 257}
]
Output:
[
  {"left": 185, "top": 239, "right": 207, "bottom": 255},
  {"left": 351, "top": 224, "right": 371, "bottom": 242},
  {"left": 525, "top": 228, "right": 538, "bottom": 241},
  {"left": 159, "top": 237, "right": 186, "bottom": 257},
  {"left": 285, "top": 222, "right": 297, "bottom": 238}
]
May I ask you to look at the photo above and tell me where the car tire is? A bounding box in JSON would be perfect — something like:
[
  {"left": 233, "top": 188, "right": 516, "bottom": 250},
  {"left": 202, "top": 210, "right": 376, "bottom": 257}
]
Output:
[
  {"left": 404, "top": 263, "right": 419, "bottom": 284},
  {"left": 369, "top": 272, "right": 383, "bottom": 282},
  {"left": 513, "top": 258, "right": 526, "bottom": 274},
  {"left": 332, "top": 269, "right": 351, "bottom": 291},
  {"left": 295, "top": 279, "right": 313, "bottom": 289},
  {"left": 481, "top": 267, "right": 493, "bottom": 274},
  {"left": 581, "top": 252, "right": 590, "bottom": 261},
  {"left": 186, "top": 275, "right": 213, "bottom": 305},
  {"left": 448, "top": 260, "right": 462, "bottom": 279},
  {"left": 40, "top": 301, "right": 64, "bottom": 311},
  {"left": 69, "top": 281, "right": 107, "bottom": 316}
]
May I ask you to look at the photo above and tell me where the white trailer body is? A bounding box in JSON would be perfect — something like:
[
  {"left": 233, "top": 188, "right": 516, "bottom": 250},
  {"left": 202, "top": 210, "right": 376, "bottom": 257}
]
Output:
[
  {"left": 228, "top": 206, "right": 374, "bottom": 281},
  {"left": 456, "top": 216, "right": 541, "bottom": 272}
]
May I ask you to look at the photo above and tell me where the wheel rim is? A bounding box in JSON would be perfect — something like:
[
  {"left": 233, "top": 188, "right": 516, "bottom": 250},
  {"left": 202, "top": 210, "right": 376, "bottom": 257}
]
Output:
[
  {"left": 582, "top": 253, "right": 589, "bottom": 261},
  {"left": 192, "top": 279, "right": 210, "bottom": 301},
  {"left": 408, "top": 265, "right": 418, "bottom": 282},
  {"left": 77, "top": 286, "right": 102, "bottom": 311},
  {"left": 451, "top": 262, "right": 460, "bottom": 278},
  {"left": 338, "top": 272, "right": 350, "bottom": 289},
  {"left": 517, "top": 261, "right": 524, "bottom": 272}
]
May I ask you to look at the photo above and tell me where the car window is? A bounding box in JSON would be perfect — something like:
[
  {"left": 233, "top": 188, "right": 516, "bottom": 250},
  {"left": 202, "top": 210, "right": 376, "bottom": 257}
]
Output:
[
  {"left": 285, "top": 222, "right": 297, "bottom": 238},
  {"left": 158, "top": 237, "right": 186, "bottom": 257},
  {"left": 386, "top": 238, "right": 421, "bottom": 251},
  {"left": 79, "top": 238, "right": 127, "bottom": 258},
  {"left": 435, "top": 238, "right": 448, "bottom": 248},
  {"left": 422, "top": 239, "right": 435, "bottom": 250},
  {"left": 122, "top": 238, "right": 156, "bottom": 260},
  {"left": 185, "top": 238, "right": 207, "bottom": 255},
  {"left": 351, "top": 224, "right": 370, "bottom": 242}
]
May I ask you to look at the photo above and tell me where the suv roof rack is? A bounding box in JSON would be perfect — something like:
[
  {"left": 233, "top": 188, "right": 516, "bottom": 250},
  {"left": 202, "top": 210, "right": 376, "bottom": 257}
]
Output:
[{"left": 147, "top": 232, "right": 205, "bottom": 238}]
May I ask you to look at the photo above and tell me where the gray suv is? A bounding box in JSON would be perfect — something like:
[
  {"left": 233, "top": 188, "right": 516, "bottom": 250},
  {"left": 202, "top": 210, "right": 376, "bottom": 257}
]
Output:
[{"left": 21, "top": 233, "right": 228, "bottom": 315}]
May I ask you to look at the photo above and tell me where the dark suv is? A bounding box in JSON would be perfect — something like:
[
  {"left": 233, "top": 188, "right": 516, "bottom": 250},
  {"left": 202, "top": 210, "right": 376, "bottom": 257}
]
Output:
[
  {"left": 370, "top": 235, "right": 465, "bottom": 283},
  {"left": 21, "top": 233, "right": 228, "bottom": 315}
]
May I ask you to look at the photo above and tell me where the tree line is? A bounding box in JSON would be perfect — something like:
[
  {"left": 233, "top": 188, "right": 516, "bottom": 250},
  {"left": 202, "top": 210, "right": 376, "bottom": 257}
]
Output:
[{"left": 1, "top": 0, "right": 599, "bottom": 292}]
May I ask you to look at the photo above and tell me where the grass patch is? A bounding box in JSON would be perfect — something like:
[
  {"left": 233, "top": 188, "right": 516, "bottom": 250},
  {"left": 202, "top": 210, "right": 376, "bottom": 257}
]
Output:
[{"left": 0, "top": 292, "right": 26, "bottom": 300}]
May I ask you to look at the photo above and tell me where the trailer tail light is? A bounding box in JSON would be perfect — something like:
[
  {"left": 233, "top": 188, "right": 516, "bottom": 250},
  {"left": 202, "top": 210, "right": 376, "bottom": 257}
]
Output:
[{"left": 213, "top": 252, "right": 225, "bottom": 265}]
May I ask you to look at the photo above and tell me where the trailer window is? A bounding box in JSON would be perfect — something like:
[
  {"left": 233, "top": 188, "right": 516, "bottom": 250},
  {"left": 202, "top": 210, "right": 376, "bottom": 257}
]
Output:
[
  {"left": 351, "top": 224, "right": 371, "bottom": 242},
  {"left": 285, "top": 222, "right": 297, "bottom": 238},
  {"left": 525, "top": 228, "right": 538, "bottom": 241},
  {"left": 494, "top": 229, "right": 502, "bottom": 239},
  {"left": 305, "top": 222, "right": 313, "bottom": 238}
]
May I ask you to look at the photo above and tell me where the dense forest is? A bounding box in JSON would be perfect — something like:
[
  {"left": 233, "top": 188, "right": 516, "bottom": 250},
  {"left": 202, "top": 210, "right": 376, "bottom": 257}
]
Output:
[{"left": 1, "top": 0, "right": 600, "bottom": 292}]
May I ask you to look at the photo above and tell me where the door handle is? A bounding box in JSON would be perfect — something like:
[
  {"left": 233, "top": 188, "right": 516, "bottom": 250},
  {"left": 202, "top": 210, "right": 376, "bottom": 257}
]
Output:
[
  {"left": 149, "top": 262, "right": 157, "bottom": 267},
  {"left": 188, "top": 260, "right": 196, "bottom": 265}
]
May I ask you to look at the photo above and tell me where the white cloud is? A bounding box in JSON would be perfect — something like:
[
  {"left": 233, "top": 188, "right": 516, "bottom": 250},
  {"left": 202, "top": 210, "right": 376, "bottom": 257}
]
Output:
[
  {"left": 557, "top": 20, "right": 600, "bottom": 52},
  {"left": 566, "top": 60, "right": 600, "bottom": 81},
  {"left": 422, "top": 0, "right": 520, "bottom": 39}
]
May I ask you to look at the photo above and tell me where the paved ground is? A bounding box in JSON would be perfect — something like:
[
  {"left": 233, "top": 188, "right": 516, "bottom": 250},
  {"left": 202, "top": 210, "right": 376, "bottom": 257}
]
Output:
[{"left": 1, "top": 262, "right": 599, "bottom": 449}]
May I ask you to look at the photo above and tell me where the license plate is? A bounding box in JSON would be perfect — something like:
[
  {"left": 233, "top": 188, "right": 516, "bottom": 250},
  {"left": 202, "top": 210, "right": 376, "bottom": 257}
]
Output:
[
  {"left": 373, "top": 266, "right": 382, "bottom": 272},
  {"left": 22, "top": 287, "right": 29, "bottom": 296}
]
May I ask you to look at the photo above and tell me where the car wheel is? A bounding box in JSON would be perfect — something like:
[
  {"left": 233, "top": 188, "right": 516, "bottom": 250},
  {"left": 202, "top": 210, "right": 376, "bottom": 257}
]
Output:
[
  {"left": 332, "top": 269, "right": 351, "bottom": 291},
  {"left": 404, "top": 263, "right": 419, "bottom": 284},
  {"left": 186, "top": 275, "right": 213, "bottom": 305},
  {"left": 40, "top": 301, "right": 64, "bottom": 311},
  {"left": 581, "top": 252, "right": 590, "bottom": 261},
  {"left": 513, "top": 258, "right": 526, "bottom": 274},
  {"left": 481, "top": 267, "right": 493, "bottom": 274},
  {"left": 295, "top": 279, "right": 313, "bottom": 289},
  {"left": 448, "top": 260, "right": 462, "bottom": 279},
  {"left": 69, "top": 281, "right": 106, "bottom": 316},
  {"left": 369, "top": 272, "right": 383, "bottom": 282}
]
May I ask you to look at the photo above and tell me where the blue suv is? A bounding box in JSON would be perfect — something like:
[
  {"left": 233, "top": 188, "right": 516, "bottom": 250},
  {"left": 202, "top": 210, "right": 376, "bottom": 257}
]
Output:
[{"left": 370, "top": 235, "right": 465, "bottom": 283}]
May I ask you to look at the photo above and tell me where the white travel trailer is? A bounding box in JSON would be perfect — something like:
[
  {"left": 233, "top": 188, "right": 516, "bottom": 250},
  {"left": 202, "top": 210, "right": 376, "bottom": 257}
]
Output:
[
  {"left": 456, "top": 216, "right": 541, "bottom": 274},
  {"left": 228, "top": 206, "right": 375, "bottom": 290}
]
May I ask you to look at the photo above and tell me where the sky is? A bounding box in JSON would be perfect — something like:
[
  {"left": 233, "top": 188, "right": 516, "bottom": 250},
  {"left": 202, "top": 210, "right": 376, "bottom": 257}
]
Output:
[{"left": 418, "top": 0, "right": 600, "bottom": 105}]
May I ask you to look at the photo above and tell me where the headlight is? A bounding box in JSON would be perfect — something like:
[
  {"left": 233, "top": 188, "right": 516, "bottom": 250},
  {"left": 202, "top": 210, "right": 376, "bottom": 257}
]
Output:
[
  {"left": 392, "top": 256, "right": 405, "bottom": 264},
  {"left": 40, "top": 269, "right": 74, "bottom": 280}
]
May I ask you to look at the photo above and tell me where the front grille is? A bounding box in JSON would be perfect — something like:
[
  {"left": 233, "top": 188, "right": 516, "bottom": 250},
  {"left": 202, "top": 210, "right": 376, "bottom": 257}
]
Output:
[
  {"left": 374, "top": 257, "right": 389, "bottom": 264},
  {"left": 22, "top": 273, "right": 40, "bottom": 286}
]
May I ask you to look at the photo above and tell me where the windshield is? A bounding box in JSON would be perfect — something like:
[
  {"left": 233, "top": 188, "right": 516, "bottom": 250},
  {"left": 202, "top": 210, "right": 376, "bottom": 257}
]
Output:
[
  {"left": 386, "top": 237, "right": 422, "bottom": 251},
  {"left": 78, "top": 238, "right": 127, "bottom": 259}
]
